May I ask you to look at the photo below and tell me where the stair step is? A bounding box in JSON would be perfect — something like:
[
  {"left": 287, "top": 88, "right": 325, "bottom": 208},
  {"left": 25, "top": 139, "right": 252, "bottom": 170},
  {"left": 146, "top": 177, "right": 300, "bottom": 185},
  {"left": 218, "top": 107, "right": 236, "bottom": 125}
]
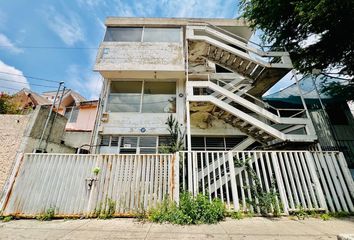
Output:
[
  {"left": 245, "top": 62, "right": 257, "bottom": 76},
  {"left": 237, "top": 60, "right": 251, "bottom": 73},
  {"left": 226, "top": 55, "right": 236, "bottom": 65},
  {"left": 230, "top": 57, "right": 242, "bottom": 69},
  {"left": 220, "top": 53, "right": 231, "bottom": 64},
  {"left": 214, "top": 49, "right": 224, "bottom": 61},
  {"left": 250, "top": 65, "right": 265, "bottom": 79}
]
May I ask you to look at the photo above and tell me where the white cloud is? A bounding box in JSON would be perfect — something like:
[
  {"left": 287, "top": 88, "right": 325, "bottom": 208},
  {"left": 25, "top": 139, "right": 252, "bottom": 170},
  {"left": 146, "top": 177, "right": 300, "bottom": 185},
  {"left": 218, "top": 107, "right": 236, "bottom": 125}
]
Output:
[
  {"left": 0, "top": 33, "right": 23, "bottom": 54},
  {"left": 43, "top": 6, "right": 85, "bottom": 46},
  {"left": 0, "top": 60, "right": 30, "bottom": 94},
  {"left": 113, "top": 0, "right": 237, "bottom": 18},
  {"left": 66, "top": 64, "right": 102, "bottom": 100}
]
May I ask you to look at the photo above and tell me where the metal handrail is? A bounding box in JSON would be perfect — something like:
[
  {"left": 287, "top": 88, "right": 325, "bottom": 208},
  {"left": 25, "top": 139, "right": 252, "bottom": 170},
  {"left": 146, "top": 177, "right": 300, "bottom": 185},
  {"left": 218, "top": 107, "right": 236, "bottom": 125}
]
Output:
[
  {"left": 189, "top": 74, "right": 306, "bottom": 118},
  {"left": 187, "top": 21, "right": 287, "bottom": 53}
]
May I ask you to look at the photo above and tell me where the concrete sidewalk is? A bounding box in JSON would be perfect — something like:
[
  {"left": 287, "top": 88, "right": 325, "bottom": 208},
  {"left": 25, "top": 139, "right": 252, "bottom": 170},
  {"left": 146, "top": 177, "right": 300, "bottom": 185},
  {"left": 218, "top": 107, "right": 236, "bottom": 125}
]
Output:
[{"left": 0, "top": 217, "right": 353, "bottom": 239}]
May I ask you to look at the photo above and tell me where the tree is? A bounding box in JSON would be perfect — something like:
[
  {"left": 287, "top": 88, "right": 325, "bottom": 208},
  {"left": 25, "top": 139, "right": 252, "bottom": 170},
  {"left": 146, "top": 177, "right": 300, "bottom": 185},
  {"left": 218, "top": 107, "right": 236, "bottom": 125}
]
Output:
[
  {"left": 0, "top": 93, "right": 21, "bottom": 114},
  {"left": 239, "top": 0, "right": 354, "bottom": 77}
]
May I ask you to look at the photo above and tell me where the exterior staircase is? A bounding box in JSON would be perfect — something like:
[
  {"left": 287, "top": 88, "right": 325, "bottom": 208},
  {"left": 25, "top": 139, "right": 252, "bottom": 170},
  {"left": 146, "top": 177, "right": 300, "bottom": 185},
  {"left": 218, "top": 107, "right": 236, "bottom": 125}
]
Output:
[
  {"left": 186, "top": 23, "right": 317, "bottom": 146},
  {"left": 187, "top": 24, "right": 292, "bottom": 97}
]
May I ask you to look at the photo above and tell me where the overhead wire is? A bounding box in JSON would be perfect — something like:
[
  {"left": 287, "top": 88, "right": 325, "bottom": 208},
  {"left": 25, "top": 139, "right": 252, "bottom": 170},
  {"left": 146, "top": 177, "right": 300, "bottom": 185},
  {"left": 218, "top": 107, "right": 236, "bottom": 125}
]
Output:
[
  {"left": 0, "top": 71, "right": 61, "bottom": 83},
  {"left": 0, "top": 78, "right": 58, "bottom": 89}
]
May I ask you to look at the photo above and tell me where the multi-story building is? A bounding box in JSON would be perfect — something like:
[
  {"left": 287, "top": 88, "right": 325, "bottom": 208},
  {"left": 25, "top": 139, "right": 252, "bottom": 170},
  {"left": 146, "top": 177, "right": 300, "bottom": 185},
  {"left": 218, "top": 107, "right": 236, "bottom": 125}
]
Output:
[{"left": 92, "top": 17, "right": 317, "bottom": 154}]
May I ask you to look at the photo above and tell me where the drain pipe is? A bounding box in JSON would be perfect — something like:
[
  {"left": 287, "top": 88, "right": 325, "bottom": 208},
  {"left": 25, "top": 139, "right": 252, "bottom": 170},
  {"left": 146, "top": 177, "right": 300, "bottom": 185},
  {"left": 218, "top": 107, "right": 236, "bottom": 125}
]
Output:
[{"left": 36, "top": 82, "right": 64, "bottom": 152}]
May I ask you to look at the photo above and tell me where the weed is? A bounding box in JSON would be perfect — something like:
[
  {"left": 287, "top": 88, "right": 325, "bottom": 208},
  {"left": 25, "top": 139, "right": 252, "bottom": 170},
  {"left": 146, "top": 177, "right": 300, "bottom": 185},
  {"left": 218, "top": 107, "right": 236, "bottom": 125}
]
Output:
[
  {"left": 231, "top": 211, "right": 244, "bottom": 220},
  {"left": 2, "top": 216, "right": 13, "bottom": 222},
  {"left": 149, "top": 192, "right": 225, "bottom": 225},
  {"left": 235, "top": 156, "right": 280, "bottom": 216},
  {"left": 329, "top": 211, "right": 351, "bottom": 218},
  {"left": 320, "top": 213, "right": 331, "bottom": 221},
  {"left": 294, "top": 206, "right": 308, "bottom": 220},
  {"left": 92, "top": 167, "right": 101, "bottom": 175},
  {"left": 94, "top": 197, "right": 116, "bottom": 219},
  {"left": 36, "top": 208, "right": 55, "bottom": 221}
]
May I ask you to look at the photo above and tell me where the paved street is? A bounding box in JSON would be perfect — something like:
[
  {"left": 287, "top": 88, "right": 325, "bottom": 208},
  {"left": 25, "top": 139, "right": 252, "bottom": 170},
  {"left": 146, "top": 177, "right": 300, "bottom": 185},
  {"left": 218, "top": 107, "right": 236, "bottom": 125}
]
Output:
[{"left": 0, "top": 217, "right": 353, "bottom": 239}]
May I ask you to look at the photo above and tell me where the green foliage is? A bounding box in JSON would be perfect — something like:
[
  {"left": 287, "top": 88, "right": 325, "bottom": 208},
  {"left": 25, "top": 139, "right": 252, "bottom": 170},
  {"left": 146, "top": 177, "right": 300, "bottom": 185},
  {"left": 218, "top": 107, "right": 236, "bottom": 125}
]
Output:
[
  {"left": 2, "top": 216, "right": 13, "bottom": 222},
  {"left": 160, "top": 115, "right": 185, "bottom": 153},
  {"left": 0, "top": 93, "right": 21, "bottom": 114},
  {"left": 231, "top": 211, "right": 244, "bottom": 220},
  {"left": 92, "top": 167, "right": 101, "bottom": 176},
  {"left": 149, "top": 192, "right": 225, "bottom": 225},
  {"left": 320, "top": 213, "right": 331, "bottom": 221},
  {"left": 321, "top": 81, "right": 354, "bottom": 101},
  {"left": 235, "top": 156, "right": 280, "bottom": 216},
  {"left": 293, "top": 206, "right": 308, "bottom": 220},
  {"left": 36, "top": 208, "right": 55, "bottom": 221},
  {"left": 329, "top": 211, "right": 351, "bottom": 218},
  {"left": 239, "top": 0, "right": 354, "bottom": 77},
  {"left": 94, "top": 197, "right": 116, "bottom": 219}
]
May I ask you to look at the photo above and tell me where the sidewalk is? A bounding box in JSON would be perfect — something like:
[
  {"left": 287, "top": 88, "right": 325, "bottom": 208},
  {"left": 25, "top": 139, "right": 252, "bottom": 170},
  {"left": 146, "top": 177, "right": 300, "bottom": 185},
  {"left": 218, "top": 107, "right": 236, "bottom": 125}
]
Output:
[{"left": 0, "top": 217, "right": 353, "bottom": 239}]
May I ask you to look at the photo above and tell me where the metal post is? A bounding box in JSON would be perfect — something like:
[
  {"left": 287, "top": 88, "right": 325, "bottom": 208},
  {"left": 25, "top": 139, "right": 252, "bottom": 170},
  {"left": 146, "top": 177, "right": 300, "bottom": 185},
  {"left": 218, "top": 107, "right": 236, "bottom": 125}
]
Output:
[
  {"left": 37, "top": 82, "right": 64, "bottom": 152},
  {"left": 43, "top": 86, "right": 66, "bottom": 151},
  {"left": 292, "top": 70, "right": 311, "bottom": 119}
]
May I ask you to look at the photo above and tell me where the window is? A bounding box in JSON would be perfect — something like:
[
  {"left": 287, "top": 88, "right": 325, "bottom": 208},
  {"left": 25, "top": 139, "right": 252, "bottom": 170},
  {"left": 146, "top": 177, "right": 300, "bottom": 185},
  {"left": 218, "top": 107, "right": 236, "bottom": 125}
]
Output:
[
  {"left": 64, "top": 106, "right": 79, "bottom": 123},
  {"left": 107, "top": 80, "right": 176, "bottom": 113},
  {"left": 104, "top": 27, "right": 181, "bottom": 43},
  {"left": 104, "top": 27, "right": 143, "bottom": 42},
  {"left": 143, "top": 28, "right": 181, "bottom": 42},
  {"left": 99, "top": 135, "right": 169, "bottom": 154},
  {"left": 191, "top": 136, "right": 246, "bottom": 151}
]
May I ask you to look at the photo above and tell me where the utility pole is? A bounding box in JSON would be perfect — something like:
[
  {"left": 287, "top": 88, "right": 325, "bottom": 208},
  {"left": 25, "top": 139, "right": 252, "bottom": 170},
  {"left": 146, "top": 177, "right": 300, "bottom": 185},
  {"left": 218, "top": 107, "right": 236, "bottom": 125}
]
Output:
[{"left": 36, "top": 82, "right": 64, "bottom": 152}]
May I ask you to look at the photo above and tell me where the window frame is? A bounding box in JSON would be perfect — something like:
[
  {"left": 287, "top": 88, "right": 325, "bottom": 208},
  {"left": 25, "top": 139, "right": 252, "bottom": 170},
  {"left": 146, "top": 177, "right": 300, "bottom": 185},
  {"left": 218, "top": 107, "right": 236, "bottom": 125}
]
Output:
[
  {"left": 103, "top": 26, "right": 182, "bottom": 43},
  {"left": 64, "top": 106, "right": 79, "bottom": 123},
  {"left": 106, "top": 79, "right": 177, "bottom": 113}
]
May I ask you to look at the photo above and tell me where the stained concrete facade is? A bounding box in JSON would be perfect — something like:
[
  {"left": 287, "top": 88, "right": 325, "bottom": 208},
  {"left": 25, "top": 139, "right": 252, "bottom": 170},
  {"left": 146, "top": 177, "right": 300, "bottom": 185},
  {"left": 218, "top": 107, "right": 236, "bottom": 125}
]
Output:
[{"left": 93, "top": 18, "right": 253, "bottom": 153}]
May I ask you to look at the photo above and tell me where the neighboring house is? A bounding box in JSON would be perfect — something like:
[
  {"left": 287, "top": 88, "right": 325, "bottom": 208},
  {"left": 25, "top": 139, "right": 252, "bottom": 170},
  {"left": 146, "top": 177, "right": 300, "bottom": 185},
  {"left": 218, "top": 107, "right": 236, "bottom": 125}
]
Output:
[
  {"left": 11, "top": 88, "right": 51, "bottom": 112},
  {"left": 92, "top": 17, "right": 317, "bottom": 154},
  {"left": 43, "top": 89, "right": 98, "bottom": 150},
  {"left": 264, "top": 74, "right": 354, "bottom": 169}
]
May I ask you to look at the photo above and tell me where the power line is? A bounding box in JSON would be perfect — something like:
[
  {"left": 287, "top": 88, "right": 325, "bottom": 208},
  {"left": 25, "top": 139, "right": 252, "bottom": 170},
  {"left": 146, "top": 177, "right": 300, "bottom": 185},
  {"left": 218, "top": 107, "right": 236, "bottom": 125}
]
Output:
[
  {"left": 0, "top": 86, "right": 22, "bottom": 91},
  {"left": 0, "top": 71, "right": 61, "bottom": 83},
  {"left": 0, "top": 45, "right": 98, "bottom": 50},
  {"left": 0, "top": 78, "right": 58, "bottom": 89}
]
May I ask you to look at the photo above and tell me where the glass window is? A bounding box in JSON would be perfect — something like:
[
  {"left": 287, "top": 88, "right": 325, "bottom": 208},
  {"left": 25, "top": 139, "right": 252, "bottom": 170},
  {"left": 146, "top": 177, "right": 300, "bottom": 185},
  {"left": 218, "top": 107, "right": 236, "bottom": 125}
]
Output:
[
  {"left": 100, "top": 135, "right": 110, "bottom": 146},
  {"left": 143, "top": 28, "right": 181, "bottom": 42},
  {"left": 107, "top": 81, "right": 142, "bottom": 112},
  {"left": 120, "top": 136, "right": 138, "bottom": 154},
  {"left": 142, "top": 82, "right": 176, "bottom": 113},
  {"left": 104, "top": 27, "right": 143, "bottom": 42},
  {"left": 64, "top": 106, "right": 79, "bottom": 123}
]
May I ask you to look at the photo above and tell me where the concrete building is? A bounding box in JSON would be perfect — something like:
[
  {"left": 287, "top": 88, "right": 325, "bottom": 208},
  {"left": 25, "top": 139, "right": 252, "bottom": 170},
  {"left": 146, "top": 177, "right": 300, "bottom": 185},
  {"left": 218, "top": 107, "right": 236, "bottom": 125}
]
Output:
[{"left": 92, "top": 17, "right": 317, "bottom": 154}]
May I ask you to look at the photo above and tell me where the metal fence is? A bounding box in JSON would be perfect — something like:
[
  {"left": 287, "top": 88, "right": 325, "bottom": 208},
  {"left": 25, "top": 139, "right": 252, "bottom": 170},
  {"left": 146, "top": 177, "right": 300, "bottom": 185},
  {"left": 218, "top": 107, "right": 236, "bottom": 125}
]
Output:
[
  {"left": 0, "top": 154, "right": 178, "bottom": 217},
  {"left": 180, "top": 151, "right": 354, "bottom": 214}
]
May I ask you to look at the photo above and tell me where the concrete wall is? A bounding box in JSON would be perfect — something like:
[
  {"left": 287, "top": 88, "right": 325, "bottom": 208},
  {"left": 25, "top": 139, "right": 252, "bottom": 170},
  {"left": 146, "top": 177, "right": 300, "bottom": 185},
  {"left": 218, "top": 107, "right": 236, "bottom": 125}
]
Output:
[
  {"left": 65, "top": 106, "right": 97, "bottom": 131},
  {"left": 63, "top": 131, "right": 92, "bottom": 149},
  {"left": 94, "top": 42, "right": 184, "bottom": 74},
  {"left": 0, "top": 114, "right": 30, "bottom": 191}
]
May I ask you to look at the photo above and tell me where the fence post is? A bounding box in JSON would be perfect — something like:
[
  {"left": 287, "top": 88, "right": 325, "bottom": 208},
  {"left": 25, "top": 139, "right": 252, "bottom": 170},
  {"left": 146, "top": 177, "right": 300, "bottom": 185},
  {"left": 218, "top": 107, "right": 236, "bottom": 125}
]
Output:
[
  {"left": 305, "top": 151, "right": 327, "bottom": 210},
  {"left": 173, "top": 153, "right": 180, "bottom": 204},
  {"left": 271, "top": 152, "right": 289, "bottom": 215},
  {"left": 228, "top": 151, "right": 239, "bottom": 211}
]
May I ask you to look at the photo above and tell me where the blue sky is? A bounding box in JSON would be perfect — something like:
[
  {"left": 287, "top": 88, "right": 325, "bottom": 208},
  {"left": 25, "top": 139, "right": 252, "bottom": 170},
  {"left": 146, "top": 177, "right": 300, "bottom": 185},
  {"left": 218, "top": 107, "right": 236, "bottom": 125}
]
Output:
[{"left": 0, "top": 0, "right": 288, "bottom": 100}]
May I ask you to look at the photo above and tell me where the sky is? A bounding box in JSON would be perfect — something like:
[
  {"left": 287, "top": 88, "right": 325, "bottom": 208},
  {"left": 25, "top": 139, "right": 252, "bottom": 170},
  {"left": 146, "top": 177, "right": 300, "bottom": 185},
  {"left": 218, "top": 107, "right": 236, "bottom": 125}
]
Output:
[{"left": 0, "top": 0, "right": 289, "bottom": 100}]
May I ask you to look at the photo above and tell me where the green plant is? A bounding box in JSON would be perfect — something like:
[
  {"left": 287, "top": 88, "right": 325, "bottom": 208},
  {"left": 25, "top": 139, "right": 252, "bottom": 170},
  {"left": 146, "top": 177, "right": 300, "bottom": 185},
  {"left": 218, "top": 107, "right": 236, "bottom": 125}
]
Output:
[
  {"left": 149, "top": 192, "right": 225, "bottom": 225},
  {"left": 231, "top": 211, "right": 244, "bottom": 220},
  {"left": 329, "top": 211, "right": 351, "bottom": 218},
  {"left": 36, "top": 208, "right": 55, "bottom": 221},
  {"left": 92, "top": 167, "right": 101, "bottom": 176},
  {"left": 2, "top": 216, "right": 13, "bottom": 222},
  {"left": 235, "top": 156, "right": 280, "bottom": 216},
  {"left": 94, "top": 197, "right": 116, "bottom": 219},
  {"left": 160, "top": 115, "right": 185, "bottom": 153},
  {"left": 294, "top": 206, "right": 308, "bottom": 220},
  {"left": 321, "top": 213, "right": 331, "bottom": 221}
]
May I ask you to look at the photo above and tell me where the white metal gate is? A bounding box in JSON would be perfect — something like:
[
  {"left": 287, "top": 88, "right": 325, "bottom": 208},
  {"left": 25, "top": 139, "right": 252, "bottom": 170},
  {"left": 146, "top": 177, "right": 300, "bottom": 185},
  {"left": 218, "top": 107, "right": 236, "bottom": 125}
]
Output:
[
  {"left": 180, "top": 151, "right": 354, "bottom": 214},
  {"left": 0, "top": 154, "right": 179, "bottom": 217}
]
